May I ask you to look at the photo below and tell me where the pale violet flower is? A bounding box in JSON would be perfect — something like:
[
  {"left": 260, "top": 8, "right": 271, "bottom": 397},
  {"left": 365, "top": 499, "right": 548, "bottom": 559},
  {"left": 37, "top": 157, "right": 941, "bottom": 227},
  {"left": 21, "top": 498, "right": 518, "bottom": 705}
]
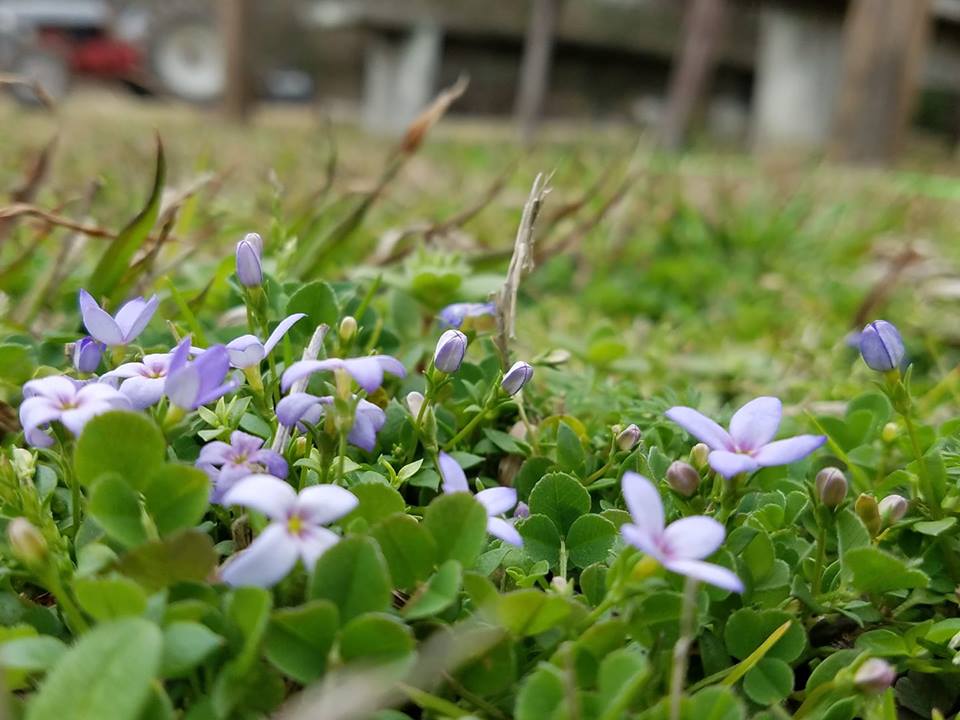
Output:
[
  {"left": 192, "top": 313, "right": 305, "bottom": 369},
  {"left": 78, "top": 289, "right": 159, "bottom": 347},
  {"left": 276, "top": 393, "right": 386, "bottom": 452},
  {"left": 859, "top": 320, "right": 905, "bottom": 373},
  {"left": 219, "top": 474, "right": 357, "bottom": 587},
  {"left": 235, "top": 233, "right": 263, "bottom": 287},
  {"left": 198, "top": 431, "right": 288, "bottom": 502},
  {"left": 72, "top": 337, "right": 104, "bottom": 373},
  {"left": 665, "top": 397, "right": 826, "bottom": 479},
  {"left": 19, "top": 376, "right": 131, "bottom": 447},
  {"left": 620, "top": 472, "right": 743, "bottom": 592},
  {"left": 439, "top": 302, "right": 496, "bottom": 329},
  {"left": 102, "top": 352, "right": 175, "bottom": 409},
  {"left": 281, "top": 355, "right": 405, "bottom": 394},
  {"left": 438, "top": 451, "right": 522, "bottom": 547},
  {"left": 164, "top": 338, "right": 239, "bottom": 411}
]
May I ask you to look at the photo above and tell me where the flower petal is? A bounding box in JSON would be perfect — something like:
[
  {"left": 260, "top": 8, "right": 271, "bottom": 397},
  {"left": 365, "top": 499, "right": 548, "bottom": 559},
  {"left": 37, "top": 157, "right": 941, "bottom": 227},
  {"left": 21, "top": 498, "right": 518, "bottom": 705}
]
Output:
[
  {"left": 476, "top": 487, "right": 517, "bottom": 517},
  {"left": 663, "top": 559, "right": 744, "bottom": 593},
  {"left": 197, "top": 440, "right": 232, "bottom": 465},
  {"left": 23, "top": 375, "right": 78, "bottom": 400},
  {"left": 222, "top": 474, "right": 297, "bottom": 522},
  {"left": 728, "top": 397, "right": 782, "bottom": 451},
  {"left": 662, "top": 517, "right": 725, "bottom": 560},
  {"left": 346, "top": 411, "right": 377, "bottom": 452},
  {"left": 487, "top": 517, "right": 523, "bottom": 547},
  {"left": 276, "top": 392, "right": 324, "bottom": 428},
  {"left": 620, "top": 523, "right": 664, "bottom": 562},
  {"left": 118, "top": 375, "right": 166, "bottom": 409},
  {"left": 621, "top": 472, "right": 664, "bottom": 535},
  {"left": 220, "top": 524, "right": 299, "bottom": 587},
  {"left": 374, "top": 355, "right": 406, "bottom": 379},
  {"left": 193, "top": 346, "right": 231, "bottom": 399},
  {"left": 281, "top": 359, "right": 342, "bottom": 392},
  {"left": 252, "top": 449, "right": 288, "bottom": 479},
  {"left": 225, "top": 336, "right": 265, "bottom": 369},
  {"left": 753, "top": 434, "right": 827, "bottom": 467},
  {"left": 18, "top": 397, "right": 61, "bottom": 448},
  {"left": 707, "top": 450, "right": 759, "bottom": 479},
  {"left": 295, "top": 485, "right": 359, "bottom": 525},
  {"left": 343, "top": 357, "right": 384, "bottom": 394},
  {"left": 263, "top": 313, "right": 307, "bottom": 356},
  {"left": 664, "top": 407, "right": 733, "bottom": 451},
  {"left": 296, "top": 526, "right": 341, "bottom": 572},
  {"left": 438, "top": 452, "right": 469, "bottom": 494},
  {"left": 114, "top": 294, "right": 159, "bottom": 342},
  {"left": 60, "top": 402, "right": 114, "bottom": 437},
  {"left": 78, "top": 289, "right": 124, "bottom": 346}
]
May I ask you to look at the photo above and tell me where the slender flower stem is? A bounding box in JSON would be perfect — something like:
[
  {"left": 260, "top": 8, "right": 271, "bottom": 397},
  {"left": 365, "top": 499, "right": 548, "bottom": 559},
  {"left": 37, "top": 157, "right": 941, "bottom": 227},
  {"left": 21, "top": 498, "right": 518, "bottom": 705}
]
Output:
[
  {"left": 334, "top": 430, "right": 348, "bottom": 486},
  {"left": 585, "top": 438, "right": 617, "bottom": 485},
  {"left": 44, "top": 569, "right": 88, "bottom": 634},
  {"left": 669, "top": 576, "right": 699, "bottom": 720},
  {"left": 811, "top": 522, "right": 827, "bottom": 596},
  {"left": 901, "top": 413, "right": 939, "bottom": 517}
]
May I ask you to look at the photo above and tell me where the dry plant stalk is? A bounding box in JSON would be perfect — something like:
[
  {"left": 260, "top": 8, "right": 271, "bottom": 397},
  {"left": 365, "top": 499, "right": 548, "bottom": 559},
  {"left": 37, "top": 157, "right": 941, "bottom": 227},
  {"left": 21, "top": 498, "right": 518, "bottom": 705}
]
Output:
[
  {"left": 493, "top": 173, "right": 550, "bottom": 367},
  {"left": 0, "top": 135, "right": 58, "bottom": 245}
]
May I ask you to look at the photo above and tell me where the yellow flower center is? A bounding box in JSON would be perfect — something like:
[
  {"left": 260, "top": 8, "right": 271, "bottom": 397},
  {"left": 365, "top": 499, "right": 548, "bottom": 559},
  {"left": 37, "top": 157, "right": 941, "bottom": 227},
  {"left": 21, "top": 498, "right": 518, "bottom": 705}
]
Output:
[{"left": 286, "top": 515, "right": 304, "bottom": 536}]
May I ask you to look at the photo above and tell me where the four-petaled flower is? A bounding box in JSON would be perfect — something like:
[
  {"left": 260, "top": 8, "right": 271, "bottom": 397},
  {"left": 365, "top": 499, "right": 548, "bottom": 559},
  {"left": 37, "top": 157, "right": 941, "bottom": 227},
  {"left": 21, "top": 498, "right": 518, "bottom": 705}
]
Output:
[
  {"left": 192, "top": 313, "right": 305, "bottom": 369},
  {"left": 439, "top": 302, "right": 496, "bottom": 329},
  {"left": 620, "top": 472, "right": 743, "bottom": 592},
  {"left": 276, "top": 393, "right": 386, "bottom": 452},
  {"left": 438, "top": 452, "right": 523, "bottom": 547},
  {"left": 164, "top": 338, "right": 239, "bottom": 411},
  {"left": 665, "top": 397, "right": 825, "bottom": 479},
  {"left": 281, "top": 355, "right": 406, "bottom": 394},
  {"left": 102, "top": 352, "right": 175, "bottom": 409},
  {"left": 219, "top": 474, "right": 357, "bottom": 587},
  {"left": 79, "top": 289, "right": 159, "bottom": 347},
  {"left": 197, "top": 431, "right": 288, "bottom": 502},
  {"left": 19, "top": 376, "right": 131, "bottom": 447}
]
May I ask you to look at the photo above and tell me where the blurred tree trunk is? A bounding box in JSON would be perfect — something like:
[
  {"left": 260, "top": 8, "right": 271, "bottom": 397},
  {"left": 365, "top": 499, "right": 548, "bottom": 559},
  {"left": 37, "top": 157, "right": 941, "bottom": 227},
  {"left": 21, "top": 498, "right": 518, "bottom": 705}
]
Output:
[
  {"left": 515, "top": 0, "right": 561, "bottom": 146},
  {"left": 830, "top": 0, "right": 932, "bottom": 164},
  {"left": 658, "top": 0, "right": 727, "bottom": 151},
  {"left": 220, "top": 0, "right": 254, "bottom": 121}
]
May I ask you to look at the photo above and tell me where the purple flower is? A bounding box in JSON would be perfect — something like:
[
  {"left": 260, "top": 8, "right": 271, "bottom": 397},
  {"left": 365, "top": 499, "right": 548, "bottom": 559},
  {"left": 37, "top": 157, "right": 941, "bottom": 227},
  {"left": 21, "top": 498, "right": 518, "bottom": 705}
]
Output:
[
  {"left": 72, "top": 337, "right": 105, "bottom": 373},
  {"left": 219, "top": 474, "right": 357, "bottom": 587},
  {"left": 620, "top": 472, "right": 743, "bottom": 592},
  {"left": 433, "top": 329, "right": 467, "bottom": 373},
  {"left": 235, "top": 233, "right": 263, "bottom": 287},
  {"left": 859, "top": 320, "right": 905, "bottom": 373},
  {"left": 78, "top": 289, "right": 159, "bottom": 347},
  {"left": 439, "top": 302, "right": 496, "bottom": 329},
  {"left": 281, "top": 355, "right": 405, "bottom": 395},
  {"left": 438, "top": 451, "right": 522, "bottom": 547},
  {"left": 198, "top": 431, "right": 288, "bottom": 502},
  {"left": 102, "top": 353, "right": 175, "bottom": 409},
  {"left": 19, "top": 375, "right": 131, "bottom": 447},
  {"left": 665, "top": 397, "right": 826, "bottom": 479},
  {"left": 276, "top": 393, "right": 386, "bottom": 452},
  {"left": 164, "top": 338, "right": 239, "bottom": 411},
  {"left": 192, "top": 313, "right": 305, "bottom": 369},
  {"left": 501, "top": 361, "right": 534, "bottom": 396}
]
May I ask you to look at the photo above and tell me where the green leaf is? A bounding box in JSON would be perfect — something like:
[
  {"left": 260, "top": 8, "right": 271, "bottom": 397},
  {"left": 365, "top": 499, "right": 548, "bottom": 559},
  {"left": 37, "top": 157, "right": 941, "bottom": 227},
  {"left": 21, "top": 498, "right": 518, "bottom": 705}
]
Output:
[
  {"left": 519, "top": 514, "right": 561, "bottom": 569},
  {"left": 843, "top": 546, "right": 929, "bottom": 594},
  {"left": 528, "top": 472, "right": 591, "bottom": 535},
  {"left": 566, "top": 514, "right": 616, "bottom": 569},
  {"left": 0, "top": 635, "right": 67, "bottom": 672},
  {"left": 339, "top": 613, "right": 414, "bottom": 663},
  {"left": 496, "top": 590, "right": 571, "bottom": 636},
  {"left": 836, "top": 509, "right": 870, "bottom": 561},
  {"left": 0, "top": 344, "right": 35, "bottom": 384},
  {"left": 742, "top": 658, "right": 793, "bottom": 705},
  {"left": 286, "top": 281, "right": 340, "bottom": 338},
  {"left": 346, "top": 482, "right": 406, "bottom": 525},
  {"left": 724, "top": 609, "right": 805, "bottom": 663},
  {"left": 113, "top": 531, "right": 217, "bottom": 592},
  {"left": 143, "top": 464, "right": 210, "bottom": 536},
  {"left": 87, "top": 137, "right": 165, "bottom": 301},
  {"left": 75, "top": 411, "right": 166, "bottom": 489},
  {"left": 579, "top": 563, "right": 608, "bottom": 607},
  {"left": 370, "top": 513, "right": 437, "bottom": 590},
  {"left": 26, "top": 618, "right": 162, "bottom": 720},
  {"left": 556, "top": 422, "right": 586, "bottom": 476},
  {"left": 913, "top": 517, "right": 956, "bottom": 536},
  {"left": 310, "top": 536, "right": 392, "bottom": 622},
  {"left": 402, "top": 560, "right": 462, "bottom": 620},
  {"left": 422, "top": 492, "right": 488, "bottom": 566},
  {"left": 73, "top": 577, "right": 147, "bottom": 621},
  {"left": 515, "top": 663, "right": 565, "bottom": 720},
  {"left": 855, "top": 629, "right": 908, "bottom": 657},
  {"left": 263, "top": 601, "right": 338, "bottom": 683},
  {"left": 225, "top": 587, "right": 272, "bottom": 676},
  {"left": 87, "top": 474, "right": 148, "bottom": 547},
  {"left": 161, "top": 622, "right": 224, "bottom": 677},
  {"left": 597, "top": 647, "right": 649, "bottom": 719},
  {"left": 806, "top": 649, "right": 859, "bottom": 690},
  {"left": 686, "top": 686, "right": 745, "bottom": 720}
]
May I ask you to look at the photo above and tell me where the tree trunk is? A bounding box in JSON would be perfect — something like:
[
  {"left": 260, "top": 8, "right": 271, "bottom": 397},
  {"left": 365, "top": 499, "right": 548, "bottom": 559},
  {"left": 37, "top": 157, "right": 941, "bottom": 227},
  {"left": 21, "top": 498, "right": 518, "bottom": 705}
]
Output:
[
  {"left": 830, "top": 0, "right": 932, "bottom": 164},
  {"left": 220, "top": 0, "right": 254, "bottom": 121},
  {"left": 515, "top": 0, "right": 561, "bottom": 146}
]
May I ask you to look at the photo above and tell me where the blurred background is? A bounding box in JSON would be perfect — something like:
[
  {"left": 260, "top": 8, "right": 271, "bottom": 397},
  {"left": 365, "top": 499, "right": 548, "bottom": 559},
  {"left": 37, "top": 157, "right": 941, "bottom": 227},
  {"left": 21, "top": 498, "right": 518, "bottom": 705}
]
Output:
[{"left": 1, "top": 0, "right": 957, "bottom": 161}]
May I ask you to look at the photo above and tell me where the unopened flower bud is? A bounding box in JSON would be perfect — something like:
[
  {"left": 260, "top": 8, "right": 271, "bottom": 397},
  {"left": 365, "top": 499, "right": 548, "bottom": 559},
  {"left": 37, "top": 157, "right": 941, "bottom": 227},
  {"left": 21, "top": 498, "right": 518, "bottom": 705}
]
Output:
[
  {"left": 420, "top": 405, "right": 438, "bottom": 455},
  {"left": 72, "top": 337, "right": 105, "bottom": 374},
  {"left": 292, "top": 436, "right": 307, "bottom": 460},
  {"left": 879, "top": 494, "right": 908, "bottom": 525},
  {"left": 509, "top": 421, "right": 527, "bottom": 440},
  {"left": 406, "top": 391, "right": 425, "bottom": 418},
  {"left": 666, "top": 461, "right": 700, "bottom": 497},
  {"left": 334, "top": 367, "right": 352, "bottom": 401},
  {"left": 514, "top": 501, "right": 530, "bottom": 519},
  {"left": 616, "top": 424, "right": 641, "bottom": 451},
  {"left": 859, "top": 320, "right": 905, "bottom": 373},
  {"left": 815, "top": 467, "right": 848, "bottom": 508},
  {"left": 433, "top": 329, "right": 467, "bottom": 374},
  {"left": 949, "top": 630, "right": 960, "bottom": 652},
  {"left": 881, "top": 422, "right": 898, "bottom": 443},
  {"left": 235, "top": 233, "right": 263, "bottom": 287},
  {"left": 501, "top": 361, "right": 533, "bottom": 396},
  {"left": 7, "top": 518, "right": 46, "bottom": 566},
  {"left": 338, "top": 316, "right": 357, "bottom": 342},
  {"left": 11, "top": 448, "right": 35, "bottom": 482},
  {"left": 854, "top": 658, "right": 896, "bottom": 694},
  {"left": 690, "top": 443, "right": 710, "bottom": 470},
  {"left": 550, "top": 576, "right": 570, "bottom": 594},
  {"left": 855, "top": 493, "right": 881, "bottom": 536}
]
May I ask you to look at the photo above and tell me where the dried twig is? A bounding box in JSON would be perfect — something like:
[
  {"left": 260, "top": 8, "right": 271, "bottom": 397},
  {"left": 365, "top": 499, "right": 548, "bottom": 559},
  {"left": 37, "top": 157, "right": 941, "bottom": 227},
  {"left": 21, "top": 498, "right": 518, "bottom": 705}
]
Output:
[
  {"left": 851, "top": 245, "right": 923, "bottom": 328},
  {"left": 0, "top": 74, "right": 57, "bottom": 111},
  {"left": 0, "top": 135, "right": 58, "bottom": 245}
]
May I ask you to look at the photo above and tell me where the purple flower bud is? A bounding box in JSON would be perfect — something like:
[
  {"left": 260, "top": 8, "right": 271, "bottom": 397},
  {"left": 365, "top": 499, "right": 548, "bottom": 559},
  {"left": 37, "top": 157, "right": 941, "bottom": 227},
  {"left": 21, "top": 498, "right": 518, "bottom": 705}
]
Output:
[
  {"left": 514, "top": 501, "right": 530, "bottom": 519},
  {"left": 879, "top": 494, "right": 908, "bottom": 525},
  {"left": 73, "top": 337, "right": 105, "bottom": 373},
  {"left": 854, "top": 658, "right": 896, "bottom": 694},
  {"left": 433, "top": 329, "right": 467, "bottom": 373},
  {"left": 501, "top": 361, "right": 533, "bottom": 396},
  {"left": 666, "top": 461, "right": 700, "bottom": 497},
  {"left": 406, "top": 391, "right": 425, "bottom": 418},
  {"left": 815, "top": 467, "right": 848, "bottom": 508},
  {"left": 859, "top": 320, "right": 905, "bottom": 373},
  {"left": 236, "top": 233, "right": 263, "bottom": 287},
  {"left": 616, "top": 424, "right": 641, "bottom": 451}
]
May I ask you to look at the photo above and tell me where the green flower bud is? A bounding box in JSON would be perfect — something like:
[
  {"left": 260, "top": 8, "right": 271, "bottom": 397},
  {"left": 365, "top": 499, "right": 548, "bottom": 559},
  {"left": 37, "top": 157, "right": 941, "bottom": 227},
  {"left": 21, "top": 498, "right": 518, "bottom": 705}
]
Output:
[
  {"left": 338, "top": 316, "right": 357, "bottom": 342},
  {"left": 11, "top": 448, "right": 35, "bottom": 482},
  {"left": 7, "top": 518, "right": 46, "bottom": 566},
  {"left": 815, "top": 467, "right": 847, "bottom": 508},
  {"left": 666, "top": 461, "right": 700, "bottom": 497},
  {"left": 881, "top": 422, "right": 898, "bottom": 443},
  {"left": 855, "top": 494, "right": 881, "bottom": 536},
  {"left": 690, "top": 443, "right": 710, "bottom": 470}
]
